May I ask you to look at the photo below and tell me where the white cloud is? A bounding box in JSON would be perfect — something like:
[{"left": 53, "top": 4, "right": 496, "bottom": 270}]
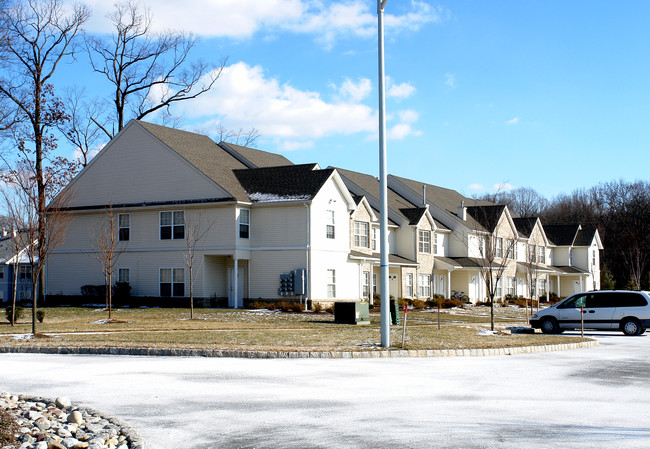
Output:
[
  {"left": 506, "top": 117, "right": 519, "bottom": 125},
  {"left": 445, "top": 73, "right": 455, "bottom": 88},
  {"left": 467, "top": 183, "right": 485, "bottom": 192},
  {"left": 182, "top": 62, "right": 376, "bottom": 139},
  {"left": 180, "top": 62, "right": 422, "bottom": 144},
  {"left": 336, "top": 78, "right": 372, "bottom": 103},
  {"left": 73, "top": 143, "right": 105, "bottom": 164},
  {"left": 494, "top": 182, "right": 515, "bottom": 192},
  {"left": 387, "top": 78, "right": 416, "bottom": 99},
  {"left": 77, "top": 0, "right": 444, "bottom": 47}
]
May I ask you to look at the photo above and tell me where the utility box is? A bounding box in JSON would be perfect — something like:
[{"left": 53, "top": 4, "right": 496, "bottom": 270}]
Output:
[
  {"left": 334, "top": 301, "right": 370, "bottom": 325},
  {"left": 390, "top": 299, "right": 400, "bottom": 325}
]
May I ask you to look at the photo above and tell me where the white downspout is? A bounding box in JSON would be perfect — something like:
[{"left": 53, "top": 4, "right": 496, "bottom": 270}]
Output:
[{"left": 304, "top": 203, "right": 311, "bottom": 304}]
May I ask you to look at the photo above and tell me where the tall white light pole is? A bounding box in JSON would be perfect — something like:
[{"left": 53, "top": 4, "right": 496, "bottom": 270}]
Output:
[{"left": 378, "top": 0, "right": 390, "bottom": 348}]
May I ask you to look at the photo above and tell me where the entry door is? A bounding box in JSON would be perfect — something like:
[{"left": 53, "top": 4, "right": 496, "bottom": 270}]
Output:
[
  {"left": 573, "top": 280, "right": 581, "bottom": 293},
  {"left": 389, "top": 275, "right": 399, "bottom": 298},
  {"left": 228, "top": 268, "right": 244, "bottom": 308}
]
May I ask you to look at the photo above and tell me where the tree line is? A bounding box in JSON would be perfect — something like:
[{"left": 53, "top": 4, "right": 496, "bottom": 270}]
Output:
[{"left": 483, "top": 181, "right": 650, "bottom": 291}]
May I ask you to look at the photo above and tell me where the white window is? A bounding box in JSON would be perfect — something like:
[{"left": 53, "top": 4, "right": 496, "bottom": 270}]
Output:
[
  {"left": 507, "top": 277, "right": 516, "bottom": 296},
  {"left": 592, "top": 249, "right": 596, "bottom": 266},
  {"left": 160, "top": 268, "right": 185, "bottom": 297},
  {"left": 495, "top": 278, "right": 503, "bottom": 298},
  {"left": 406, "top": 273, "right": 413, "bottom": 297},
  {"left": 506, "top": 239, "right": 515, "bottom": 259},
  {"left": 239, "top": 209, "right": 250, "bottom": 239},
  {"left": 494, "top": 237, "right": 503, "bottom": 258},
  {"left": 433, "top": 233, "right": 438, "bottom": 254},
  {"left": 372, "top": 273, "right": 378, "bottom": 294},
  {"left": 19, "top": 265, "right": 31, "bottom": 280},
  {"left": 160, "top": 211, "right": 184, "bottom": 240},
  {"left": 362, "top": 271, "right": 370, "bottom": 298},
  {"left": 538, "top": 246, "right": 545, "bottom": 264},
  {"left": 118, "top": 268, "right": 130, "bottom": 283},
  {"left": 418, "top": 230, "right": 431, "bottom": 253},
  {"left": 372, "top": 228, "right": 378, "bottom": 251},
  {"left": 418, "top": 274, "right": 431, "bottom": 297},
  {"left": 354, "top": 221, "right": 369, "bottom": 248},
  {"left": 569, "top": 248, "right": 573, "bottom": 265},
  {"left": 118, "top": 213, "right": 130, "bottom": 241},
  {"left": 19, "top": 290, "right": 32, "bottom": 301},
  {"left": 528, "top": 244, "right": 536, "bottom": 263},
  {"left": 326, "top": 210, "right": 335, "bottom": 239},
  {"left": 327, "top": 269, "right": 336, "bottom": 298}
]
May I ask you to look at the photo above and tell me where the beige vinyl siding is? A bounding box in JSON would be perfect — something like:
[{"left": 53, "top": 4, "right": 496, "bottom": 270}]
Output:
[
  {"left": 250, "top": 205, "right": 308, "bottom": 247},
  {"left": 248, "top": 250, "right": 307, "bottom": 298},
  {"left": 64, "top": 123, "right": 228, "bottom": 208}
]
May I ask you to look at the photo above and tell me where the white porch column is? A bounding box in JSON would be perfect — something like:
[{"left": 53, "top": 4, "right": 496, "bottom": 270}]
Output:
[
  {"left": 447, "top": 270, "right": 451, "bottom": 299},
  {"left": 233, "top": 258, "right": 239, "bottom": 309}
]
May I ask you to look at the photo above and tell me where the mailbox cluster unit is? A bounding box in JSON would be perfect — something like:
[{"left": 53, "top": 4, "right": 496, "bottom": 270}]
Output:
[{"left": 278, "top": 268, "right": 307, "bottom": 296}]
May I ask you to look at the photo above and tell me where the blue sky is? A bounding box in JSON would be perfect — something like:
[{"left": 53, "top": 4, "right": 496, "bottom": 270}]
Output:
[{"left": 54, "top": 0, "right": 650, "bottom": 199}]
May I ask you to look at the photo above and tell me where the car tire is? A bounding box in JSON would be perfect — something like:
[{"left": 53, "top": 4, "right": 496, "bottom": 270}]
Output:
[
  {"left": 540, "top": 317, "right": 560, "bottom": 334},
  {"left": 621, "top": 318, "right": 642, "bottom": 336}
]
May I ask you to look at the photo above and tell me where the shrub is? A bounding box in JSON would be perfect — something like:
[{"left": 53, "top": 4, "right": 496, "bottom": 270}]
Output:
[
  {"left": 113, "top": 282, "right": 131, "bottom": 300},
  {"left": 290, "top": 302, "right": 303, "bottom": 313},
  {"left": 5, "top": 306, "right": 24, "bottom": 324},
  {"left": 428, "top": 298, "right": 464, "bottom": 309},
  {"left": 266, "top": 302, "right": 277, "bottom": 311},
  {"left": 0, "top": 408, "right": 18, "bottom": 448},
  {"left": 312, "top": 302, "right": 323, "bottom": 313},
  {"left": 325, "top": 305, "right": 335, "bottom": 314},
  {"left": 249, "top": 301, "right": 268, "bottom": 310},
  {"left": 412, "top": 299, "right": 427, "bottom": 310},
  {"left": 80, "top": 284, "right": 107, "bottom": 298},
  {"left": 36, "top": 309, "right": 45, "bottom": 323}
]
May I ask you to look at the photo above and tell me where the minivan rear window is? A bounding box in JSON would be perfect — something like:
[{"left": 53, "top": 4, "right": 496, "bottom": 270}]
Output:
[{"left": 613, "top": 292, "right": 648, "bottom": 307}]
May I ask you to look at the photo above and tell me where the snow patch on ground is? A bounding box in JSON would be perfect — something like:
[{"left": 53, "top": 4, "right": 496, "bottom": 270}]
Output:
[
  {"left": 91, "top": 319, "right": 111, "bottom": 325},
  {"left": 477, "top": 329, "right": 498, "bottom": 335},
  {"left": 11, "top": 334, "right": 34, "bottom": 341}
]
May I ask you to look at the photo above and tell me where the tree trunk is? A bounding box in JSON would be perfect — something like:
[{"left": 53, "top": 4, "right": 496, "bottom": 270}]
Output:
[{"left": 11, "top": 262, "right": 18, "bottom": 327}]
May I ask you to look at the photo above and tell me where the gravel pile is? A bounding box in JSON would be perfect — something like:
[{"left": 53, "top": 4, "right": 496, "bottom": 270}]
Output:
[{"left": 0, "top": 392, "right": 144, "bottom": 449}]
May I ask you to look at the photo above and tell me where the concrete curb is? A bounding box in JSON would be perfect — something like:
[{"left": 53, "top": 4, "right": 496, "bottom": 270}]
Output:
[{"left": 0, "top": 340, "right": 599, "bottom": 359}]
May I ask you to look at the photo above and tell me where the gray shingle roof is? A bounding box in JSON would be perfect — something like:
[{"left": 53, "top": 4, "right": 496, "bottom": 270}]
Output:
[
  {"left": 233, "top": 164, "right": 333, "bottom": 202},
  {"left": 218, "top": 142, "right": 293, "bottom": 168},
  {"left": 512, "top": 217, "right": 538, "bottom": 238},
  {"left": 389, "top": 175, "right": 492, "bottom": 231},
  {"left": 574, "top": 227, "right": 598, "bottom": 247},
  {"left": 465, "top": 205, "right": 506, "bottom": 233},
  {"left": 544, "top": 224, "right": 580, "bottom": 246}
]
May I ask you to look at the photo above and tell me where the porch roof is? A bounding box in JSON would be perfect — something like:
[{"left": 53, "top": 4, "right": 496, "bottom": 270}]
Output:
[
  {"left": 348, "top": 251, "right": 419, "bottom": 267},
  {"left": 515, "top": 262, "right": 558, "bottom": 274}
]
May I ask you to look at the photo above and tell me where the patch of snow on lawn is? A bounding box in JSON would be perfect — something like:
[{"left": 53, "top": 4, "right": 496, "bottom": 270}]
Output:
[
  {"left": 477, "top": 329, "right": 498, "bottom": 336},
  {"left": 12, "top": 334, "right": 33, "bottom": 341},
  {"left": 91, "top": 319, "right": 111, "bottom": 325}
]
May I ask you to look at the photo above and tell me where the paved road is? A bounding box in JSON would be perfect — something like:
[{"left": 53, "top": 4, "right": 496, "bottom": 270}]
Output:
[{"left": 2, "top": 334, "right": 649, "bottom": 448}]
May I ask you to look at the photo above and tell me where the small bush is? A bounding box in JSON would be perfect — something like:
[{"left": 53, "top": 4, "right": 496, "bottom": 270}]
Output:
[
  {"left": 80, "top": 284, "right": 106, "bottom": 298},
  {"left": 277, "top": 301, "right": 292, "bottom": 312},
  {"left": 412, "top": 299, "right": 427, "bottom": 310},
  {"left": 428, "top": 298, "right": 464, "bottom": 309},
  {"left": 266, "top": 302, "right": 277, "bottom": 311},
  {"left": 249, "top": 301, "right": 268, "bottom": 310},
  {"left": 0, "top": 408, "right": 19, "bottom": 448},
  {"left": 5, "top": 306, "right": 24, "bottom": 324},
  {"left": 36, "top": 309, "right": 45, "bottom": 323},
  {"left": 325, "top": 305, "right": 335, "bottom": 314},
  {"left": 290, "top": 302, "right": 303, "bottom": 313},
  {"left": 113, "top": 282, "right": 131, "bottom": 300},
  {"left": 312, "top": 302, "right": 323, "bottom": 313}
]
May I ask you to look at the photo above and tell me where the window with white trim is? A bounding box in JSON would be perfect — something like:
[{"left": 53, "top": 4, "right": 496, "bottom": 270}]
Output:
[
  {"left": 239, "top": 209, "right": 250, "bottom": 239},
  {"left": 528, "top": 244, "right": 536, "bottom": 262},
  {"left": 160, "top": 211, "right": 185, "bottom": 240},
  {"left": 326, "top": 210, "right": 335, "bottom": 239},
  {"left": 494, "top": 237, "right": 503, "bottom": 258},
  {"left": 506, "top": 239, "right": 515, "bottom": 259},
  {"left": 418, "top": 230, "right": 431, "bottom": 253},
  {"left": 118, "top": 213, "right": 130, "bottom": 241},
  {"left": 506, "top": 277, "right": 516, "bottom": 296},
  {"left": 538, "top": 246, "right": 545, "bottom": 264},
  {"left": 418, "top": 274, "right": 431, "bottom": 297},
  {"left": 372, "top": 228, "right": 378, "bottom": 251},
  {"left": 495, "top": 277, "right": 502, "bottom": 298},
  {"left": 362, "top": 271, "right": 370, "bottom": 298},
  {"left": 19, "top": 265, "right": 31, "bottom": 280},
  {"left": 433, "top": 233, "right": 438, "bottom": 254},
  {"left": 327, "top": 269, "right": 336, "bottom": 298},
  {"left": 160, "top": 268, "right": 185, "bottom": 297},
  {"left": 118, "top": 268, "right": 130, "bottom": 283},
  {"left": 406, "top": 273, "right": 413, "bottom": 297},
  {"left": 592, "top": 249, "right": 596, "bottom": 266},
  {"left": 372, "top": 273, "right": 378, "bottom": 294},
  {"left": 354, "top": 221, "right": 369, "bottom": 248}
]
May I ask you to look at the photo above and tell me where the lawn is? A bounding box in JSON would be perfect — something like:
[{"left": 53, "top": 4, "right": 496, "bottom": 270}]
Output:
[{"left": 0, "top": 305, "right": 589, "bottom": 352}]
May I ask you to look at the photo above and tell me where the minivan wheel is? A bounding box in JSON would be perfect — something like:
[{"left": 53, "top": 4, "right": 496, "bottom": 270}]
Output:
[
  {"left": 621, "top": 318, "right": 642, "bottom": 336},
  {"left": 540, "top": 317, "right": 560, "bottom": 334}
]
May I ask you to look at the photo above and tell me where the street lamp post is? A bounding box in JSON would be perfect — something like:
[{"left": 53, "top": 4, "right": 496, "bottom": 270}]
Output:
[{"left": 377, "top": 0, "right": 390, "bottom": 348}]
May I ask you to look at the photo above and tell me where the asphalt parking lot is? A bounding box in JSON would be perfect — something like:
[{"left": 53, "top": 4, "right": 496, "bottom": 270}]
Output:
[{"left": 2, "top": 333, "right": 649, "bottom": 448}]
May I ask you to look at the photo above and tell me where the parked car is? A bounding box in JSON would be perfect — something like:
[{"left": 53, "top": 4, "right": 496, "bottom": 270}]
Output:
[{"left": 530, "top": 290, "right": 650, "bottom": 336}]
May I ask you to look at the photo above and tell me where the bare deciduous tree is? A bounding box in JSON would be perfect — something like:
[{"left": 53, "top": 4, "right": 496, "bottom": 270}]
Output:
[
  {"left": 59, "top": 87, "right": 107, "bottom": 167},
  {"left": 93, "top": 205, "right": 126, "bottom": 320},
  {"left": 0, "top": 0, "right": 89, "bottom": 305},
  {"left": 86, "top": 0, "right": 225, "bottom": 138},
  {"left": 215, "top": 125, "right": 261, "bottom": 148},
  {"left": 184, "top": 213, "right": 213, "bottom": 319}
]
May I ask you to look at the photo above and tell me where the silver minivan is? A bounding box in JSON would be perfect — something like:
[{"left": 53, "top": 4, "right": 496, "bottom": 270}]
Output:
[{"left": 530, "top": 290, "right": 650, "bottom": 336}]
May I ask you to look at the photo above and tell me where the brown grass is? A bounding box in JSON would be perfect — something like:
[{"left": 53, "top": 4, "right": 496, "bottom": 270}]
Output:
[{"left": 0, "top": 306, "right": 589, "bottom": 351}]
